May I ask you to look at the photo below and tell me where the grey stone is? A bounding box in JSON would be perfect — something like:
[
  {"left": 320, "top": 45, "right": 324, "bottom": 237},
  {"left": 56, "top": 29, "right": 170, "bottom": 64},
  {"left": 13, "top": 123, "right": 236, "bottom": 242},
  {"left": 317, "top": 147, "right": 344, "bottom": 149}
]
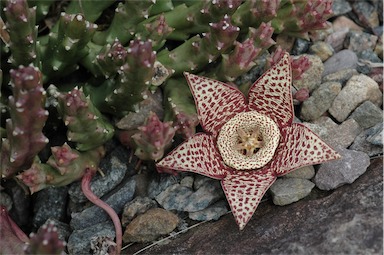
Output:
[
  {"left": 309, "top": 41, "right": 334, "bottom": 62},
  {"left": 323, "top": 50, "right": 358, "bottom": 77},
  {"left": 284, "top": 165, "right": 315, "bottom": 179},
  {"left": 147, "top": 174, "right": 181, "bottom": 199},
  {"left": 291, "top": 38, "right": 310, "bottom": 55},
  {"left": 314, "top": 145, "right": 370, "bottom": 190},
  {"left": 329, "top": 74, "right": 383, "bottom": 122},
  {"left": 325, "top": 28, "right": 349, "bottom": 52},
  {"left": 43, "top": 219, "right": 71, "bottom": 245},
  {"left": 0, "top": 192, "right": 12, "bottom": 211},
  {"left": 322, "top": 68, "right": 358, "bottom": 85},
  {"left": 357, "top": 49, "right": 383, "bottom": 74},
  {"left": 180, "top": 176, "right": 194, "bottom": 188},
  {"left": 351, "top": 1, "right": 380, "bottom": 29},
  {"left": 300, "top": 81, "right": 341, "bottom": 121},
  {"left": 5, "top": 180, "right": 31, "bottom": 227},
  {"left": 270, "top": 178, "right": 315, "bottom": 206},
  {"left": 344, "top": 31, "right": 378, "bottom": 54},
  {"left": 123, "top": 208, "right": 179, "bottom": 243},
  {"left": 70, "top": 178, "right": 135, "bottom": 230},
  {"left": 293, "top": 54, "right": 323, "bottom": 92},
  {"left": 67, "top": 221, "right": 115, "bottom": 255},
  {"left": 350, "top": 123, "right": 383, "bottom": 156},
  {"left": 32, "top": 186, "right": 68, "bottom": 229},
  {"left": 156, "top": 184, "right": 194, "bottom": 211},
  {"left": 121, "top": 196, "right": 157, "bottom": 227},
  {"left": 189, "top": 200, "right": 229, "bottom": 221},
  {"left": 69, "top": 156, "right": 127, "bottom": 203},
  {"left": 350, "top": 101, "right": 383, "bottom": 129},
  {"left": 331, "top": 0, "right": 352, "bottom": 16}
]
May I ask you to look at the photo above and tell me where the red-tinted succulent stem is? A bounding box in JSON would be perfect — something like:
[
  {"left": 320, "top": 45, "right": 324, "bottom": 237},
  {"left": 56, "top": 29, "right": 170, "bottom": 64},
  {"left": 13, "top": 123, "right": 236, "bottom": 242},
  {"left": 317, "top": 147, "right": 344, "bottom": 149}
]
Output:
[{"left": 81, "top": 169, "right": 122, "bottom": 255}]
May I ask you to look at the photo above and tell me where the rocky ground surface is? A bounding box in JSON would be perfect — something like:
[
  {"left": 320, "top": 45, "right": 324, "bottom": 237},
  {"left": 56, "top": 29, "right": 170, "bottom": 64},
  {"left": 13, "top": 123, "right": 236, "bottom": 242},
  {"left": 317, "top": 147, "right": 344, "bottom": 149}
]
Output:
[{"left": 1, "top": 0, "right": 383, "bottom": 254}]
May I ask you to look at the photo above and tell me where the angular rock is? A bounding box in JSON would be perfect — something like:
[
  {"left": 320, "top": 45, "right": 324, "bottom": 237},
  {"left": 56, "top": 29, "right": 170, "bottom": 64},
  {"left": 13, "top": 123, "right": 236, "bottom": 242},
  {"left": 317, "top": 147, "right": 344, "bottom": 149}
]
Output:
[
  {"left": 67, "top": 221, "right": 115, "bottom": 255},
  {"left": 325, "top": 28, "right": 349, "bottom": 52},
  {"left": 69, "top": 156, "right": 127, "bottom": 203},
  {"left": 293, "top": 54, "right": 323, "bottom": 92},
  {"left": 121, "top": 196, "right": 157, "bottom": 227},
  {"left": 314, "top": 146, "right": 370, "bottom": 190},
  {"left": 322, "top": 68, "right": 358, "bottom": 84},
  {"left": 351, "top": 1, "right": 380, "bottom": 29},
  {"left": 33, "top": 186, "right": 68, "bottom": 229},
  {"left": 323, "top": 50, "right": 358, "bottom": 77},
  {"left": 357, "top": 49, "right": 383, "bottom": 74},
  {"left": 350, "top": 123, "right": 383, "bottom": 156},
  {"left": 331, "top": 0, "right": 352, "bottom": 16},
  {"left": 70, "top": 178, "right": 136, "bottom": 230},
  {"left": 300, "top": 81, "right": 341, "bottom": 121},
  {"left": 350, "top": 101, "right": 383, "bottom": 129},
  {"left": 291, "top": 38, "right": 310, "bottom": 55},
  {"left": 123, "top": 208, "right": 179, "bottom": 243},
  {"left": 155, "top": 184, "right": 194, "bottom": 211},
  {"left": 180, "top": 176, "right": 194, "bottom": 188},
  {"left": 125, "top": 158, "right": 383, "bottom": 255},
  {"left": 332, "top": 16, "right": 363, "bottom": 32},
  {"left": 189, "top": 200, "right": 229, "bottom": 221},
  {"left": 147, "top": 174, "right": 181, "bottom": 199},
  {"left": 284, "top": 165, "right": 315, "bottom": 179},
  {"left": 309, "top": 41, "right": 334, "bottom": 62},
  {"left": 329, "top": 74, "right": 383, "bottom": 122},
  {"left": 270, "top": 178, "right": 315, "bottom": 206},
  {"left": 344, "top": 31, "right": 378, "bottom": 54}
]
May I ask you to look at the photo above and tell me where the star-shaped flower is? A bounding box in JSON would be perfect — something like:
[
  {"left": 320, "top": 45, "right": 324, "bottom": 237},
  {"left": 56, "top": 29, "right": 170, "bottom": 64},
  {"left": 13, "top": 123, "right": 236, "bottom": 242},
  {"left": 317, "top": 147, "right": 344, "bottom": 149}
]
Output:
[{"left": 156, "top": 52, "right": 341, "bottom": 230}]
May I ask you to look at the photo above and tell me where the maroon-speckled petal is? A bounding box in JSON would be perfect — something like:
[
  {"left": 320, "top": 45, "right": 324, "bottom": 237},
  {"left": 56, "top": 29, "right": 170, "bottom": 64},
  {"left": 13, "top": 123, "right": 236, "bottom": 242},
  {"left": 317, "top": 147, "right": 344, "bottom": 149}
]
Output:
[
  {"left": 270, "top": 123, "right": 341, "bottom": 176},
  {"left": 221, "top": 169, "right": 276, "bottom": 230},
  {"left": 184, "top": 72, "right": 247, "bottom": 137},
  {"left": 248, "top": 52, "right": 294, "bottom": 129},
  {"left": 156, "top": 133, "right": 230, "bottom": 179}
]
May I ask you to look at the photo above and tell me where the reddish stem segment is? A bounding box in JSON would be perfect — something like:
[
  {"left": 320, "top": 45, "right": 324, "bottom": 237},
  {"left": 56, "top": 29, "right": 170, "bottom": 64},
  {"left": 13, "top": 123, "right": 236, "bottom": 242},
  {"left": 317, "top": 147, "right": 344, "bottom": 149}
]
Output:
[{"left": 81, "top": 169, "right": 122, "bottom": 255}]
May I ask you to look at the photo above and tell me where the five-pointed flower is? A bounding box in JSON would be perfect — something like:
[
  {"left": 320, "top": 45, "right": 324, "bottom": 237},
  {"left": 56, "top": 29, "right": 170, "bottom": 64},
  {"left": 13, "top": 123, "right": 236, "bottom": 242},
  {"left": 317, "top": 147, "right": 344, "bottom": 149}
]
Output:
[{"left": 156, "top": 52, "right": 341, "bottom": 230}]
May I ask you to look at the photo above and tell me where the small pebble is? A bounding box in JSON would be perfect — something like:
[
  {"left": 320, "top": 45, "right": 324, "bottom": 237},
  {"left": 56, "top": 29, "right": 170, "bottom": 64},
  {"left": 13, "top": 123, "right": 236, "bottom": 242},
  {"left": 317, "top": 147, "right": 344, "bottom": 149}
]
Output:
[
  {"left": 331, "top": 0, "right": 352, "bottom": 16},
  {"left": 351, "top": 1, "right": 380, "bottom": 29},
  {"left": 180, "top": 176, "right": 194, "bottom": 188},
  {"left": 270, "top": 178, "right": 315, "bottom": 206},
  {"left": 314, "top": 145, "right": 370, "bottom": 191},
  {"left": 147, "top": 174, "right": 180, "bottom": 199},
  {"left": 344, "top": 31, "right": 378, "bottom": 54},
  {"left": 300, "top": 81, "right": 341, "bottom": 121},
  {"left": 323, "top": 50, "right": 358, "bottom": 77},
  {"left": 329, "top": 74, "right": 382, "bottom": 122},
  {"left": 123, "top": 208, "right": 179, "bottom": 243},
  {"left": 322, "top": 68, "right": 358, "bottom": 85},
  {"left": 284, "top": 165, "right": 315, "bottom": 179},
  {"left": 357, "top": 49, "right": 382, "bottom": 74},
  {"left": 121, "top": 196, "right": 157, "bottom": 227},
  {"left": 350, "top": 101, "right": 383, "bottom": 129},
  {"left": 332, "top": 16, "right": 363, "bottom": 32},
  {"left": 325, "top": 28, "right": 349, "bottom": 52},
  {"left": 189, "top": 200, "right": 228, "bottom": 221},
  {"left": 291, "top": 38, "right": 310, "bottom": 55},
  {"left": 293, "top": 54, "right": 324, "bottom": 92},
  {"left": 309, "top": 41, "right": 334, "bottom": 61},
  {"left": 350, "top": 123, "right": 383, "bottom": 156},
  {"left": 0, "top": 192, "right": 12, "bottom": 211}
]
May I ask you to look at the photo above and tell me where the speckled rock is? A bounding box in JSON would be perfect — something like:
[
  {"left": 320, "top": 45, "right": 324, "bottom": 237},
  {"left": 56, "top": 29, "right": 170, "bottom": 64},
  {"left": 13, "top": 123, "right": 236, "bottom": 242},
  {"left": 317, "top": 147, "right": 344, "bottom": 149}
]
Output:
[
  {"left": 189, "top": 200, "right": 228, "bottom": 221},
  {"left": 270, "top": 178, "right": 315, "bottom": 206},
  {"left": 344, "top": 31, "right": 378, "bottom": 54},
  {"left": 293, "top": 54, "right": 323, "bottom": 92},
  {"left": 332, "top": 16, "right": 363, "bottom": 32},
  {"left": 291, "top": 38, "right": 310, "bottom": 55},
  {"left": 323, "top": 50, "right": 358, "bottom": 77},
  {"left": 155, "top": 184, "right": 193, "bottom": 211},
  {"left": 147, "top": 174, "right": 181, "bottom": 199},
  {"left": 123, "top": 208, "right": 179, "bottom": 243},
  {"left": 67, "top": 221, "right": 115, "bottom": 255},
  {"left": 0, "top": 192, "right": 12, "bottom": 211},
  {"left": 351, "top": 1, "right": 380, "bottom": 29},
  {"left": 322, "top": 68, "right": 358, "bottom": 84},
  {"left": 44, "top": 219, "right": 71, "bottom": 244},
  {"left": 121, "top": 196, "right": 157, "bottom": 227},
  {"left": 284, "top": 165, "right": 315, "bottom": 179},
  {"left": 329, "top": 74, "right": 383, "bottom": 122},
  {"left": 300, "top": 81, "right": 341, "bottom": 121},
  {"left": 350, "top": 101, "right": 383, "bottom": 129},
  {"left": 356, "top": 49, "right": 383, "bottom": 74},
  {"left": 314, "top": 145, "right": 370, "bottom": 190},
  {"left": 70, "top": 178, "right": 136, "bottom": 230},
  {"left": 309, "top": 41, "right": 334, "bottom": 61},
  {"left": 350, "top": 123, "right": 383, "bottom": 156},
  {"left": 69, "top": 155, "right": 127, "bottom": 203},
  {"left": 331, "top": 0, "right": 352, "bottom": 16},
  {"left": 180, "top": 176, "right": 194, "bottom": 188},
  {"left": 33, "top": 186, "right": 68, "bottom": 229},
  {"left": 325, "top": 28, "right": 349, "bottom": 52}
]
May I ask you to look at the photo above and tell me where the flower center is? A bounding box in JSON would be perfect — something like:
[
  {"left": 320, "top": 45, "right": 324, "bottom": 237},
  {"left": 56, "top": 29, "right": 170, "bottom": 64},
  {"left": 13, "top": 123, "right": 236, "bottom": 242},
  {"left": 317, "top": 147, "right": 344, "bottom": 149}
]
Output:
[{"left": 217, "top": 111, "right": 280, "bottom": 170}]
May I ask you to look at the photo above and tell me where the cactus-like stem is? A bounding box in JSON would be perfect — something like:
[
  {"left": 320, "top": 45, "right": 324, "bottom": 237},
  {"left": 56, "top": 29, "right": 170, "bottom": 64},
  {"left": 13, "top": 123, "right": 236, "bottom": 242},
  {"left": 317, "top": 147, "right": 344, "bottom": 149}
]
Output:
[
  {"left": 81, "top": 169, "right": 121, "bottom": 255},
  {"left": 131, "top": 112, "right": 176, "bottom": 161},
  {"left": 214, "top": 22, "right": 275, "bottom": 81},
  {"left": 39, "top": 13, "right": 97, "bottom": 81},
  {"left": 0, "top": 205, "right": 29, "bottom": 255},
  {"left": 24, "top": 220, "right": 66, "bottom": 255},
  {"left": 27, "top": 0, "right": 54, "bottom": 23},
  {"left": 1, "top": 66, "right": 48, "bottom": 178},
  {"left": 157, "top": 15, "right": 240, "bottom": 75},
  {"left": 65, "top": 0, "right": 115, "bottom": 23},
  {"left": 4, "top": 0, "right": 39, "bottom": 66},
  {"left": 139, "top": 14, "right": 174, "bottom": 51},
  {"left": 233, "top": 0, "right": 280, "bottom": 28},
  {"left": 57, "top": 86, "right": 114, "bottom": 151},
  {"left": 17, "top": 144, "right": 104, "bottom": 193},
  {"left": 163, "top": 78, "right": 199, "bottom": 139}
]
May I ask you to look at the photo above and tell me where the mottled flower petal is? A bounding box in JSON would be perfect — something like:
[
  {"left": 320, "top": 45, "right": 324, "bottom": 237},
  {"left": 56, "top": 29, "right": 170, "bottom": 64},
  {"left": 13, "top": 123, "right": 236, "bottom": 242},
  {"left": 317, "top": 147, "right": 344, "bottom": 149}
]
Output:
[
  {"left": 271, "top": 123, "right": 341, "bottom": 176},
  {"left": 156, "top": 133, "right": 229, "bottom": 179},
  {"left": 221, "top": 169, "right": 276, "bottom": 230},
  {"left": 248, "top": 52, "right": 293, "bottom": 129},
  {"left": 184, "top": 72, "right": 247, "bottom": 136}
]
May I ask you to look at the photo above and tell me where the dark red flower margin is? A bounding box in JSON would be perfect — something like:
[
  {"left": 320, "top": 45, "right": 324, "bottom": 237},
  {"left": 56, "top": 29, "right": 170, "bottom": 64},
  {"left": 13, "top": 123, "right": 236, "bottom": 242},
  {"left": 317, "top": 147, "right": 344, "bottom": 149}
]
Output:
[{"left": 156, "top": 52, "right": 341, "bottom": 230}]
